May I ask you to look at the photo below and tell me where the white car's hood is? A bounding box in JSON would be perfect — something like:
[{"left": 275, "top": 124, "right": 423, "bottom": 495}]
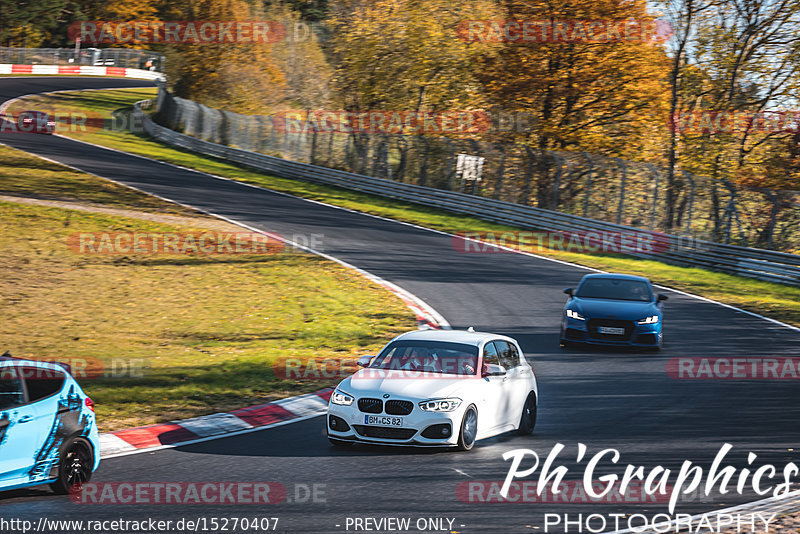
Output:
[{"left": 339, "top": 369, "right": 469, "bottom": 400}]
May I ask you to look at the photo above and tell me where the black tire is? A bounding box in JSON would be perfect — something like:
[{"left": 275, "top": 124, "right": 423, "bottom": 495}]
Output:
[
  {"left": 456, "top": 405, "right": 478, "bottom": 451},
  {"left": 328, "top": 437, "right": 353, "bottom": 447},
  {"left": 50, "top": 439, "right": 93, "bottom": 495},
  {"left": 517, "top": 392, "right": 537, "bottom": 435}
]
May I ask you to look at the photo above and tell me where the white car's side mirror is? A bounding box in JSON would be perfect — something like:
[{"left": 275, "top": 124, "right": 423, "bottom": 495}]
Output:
[
  {"left": 357, "top": 355, "right": 374, "bottom": 368},
  {"left": 482, "top": 363, "right": 507, "bottom": 377}
]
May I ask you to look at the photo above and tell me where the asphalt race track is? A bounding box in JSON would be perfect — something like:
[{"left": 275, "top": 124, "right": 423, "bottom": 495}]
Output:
[{"left": 1, "top": 77, "right": 799, "bottom": 533}]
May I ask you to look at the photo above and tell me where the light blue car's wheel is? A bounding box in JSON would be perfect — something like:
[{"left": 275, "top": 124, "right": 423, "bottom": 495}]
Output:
[
  {"left": 50, "top": 439, "right": 93, "bottom": 494},
  {"left": 457, "top": 405, "right": 478, "bottom": 451}
]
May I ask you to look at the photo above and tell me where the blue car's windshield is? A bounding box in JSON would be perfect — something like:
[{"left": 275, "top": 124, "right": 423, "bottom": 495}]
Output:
[
  {"left": 370, "top": 340, "right": 479, "bottom": 375},
  {"left": 577, "top": 278, "right": 653, "bottom": 301}
]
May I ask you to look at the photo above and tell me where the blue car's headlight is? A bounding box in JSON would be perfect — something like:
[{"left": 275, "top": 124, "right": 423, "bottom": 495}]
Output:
[
  {"left": 566, "top": 309, "right": 586, "bottom": 321},
  {"left": 637, "top": 315, "right": 660, "bottom": 324},
  {"left": 331, "top": 389, "right": 354, "bottom": 406}
]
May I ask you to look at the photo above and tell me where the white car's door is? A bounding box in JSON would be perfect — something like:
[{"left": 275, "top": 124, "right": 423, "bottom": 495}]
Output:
[
  {"left": 495, "top": 341, "right": 532, "bottom": 427},
  {"left": 474, "top": 342, "right": 513, "bottom": 436},
  {"left": 0, "top": 365, "right": 42, "bottom": 488}
]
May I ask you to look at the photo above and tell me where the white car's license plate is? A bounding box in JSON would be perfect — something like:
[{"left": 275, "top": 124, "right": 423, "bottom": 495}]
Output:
[
  {"left": 365, "top": 415, "right": 403, "bottom": 427},
  {"left": 598, "top": 326, "right": 626, "bottom": 335}
]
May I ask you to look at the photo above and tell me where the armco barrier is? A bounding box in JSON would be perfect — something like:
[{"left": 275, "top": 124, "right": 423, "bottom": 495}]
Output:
[
  {"left": 0, "top": 64, "right": 163, "bottom": 80},
  {"left": 132, "top": 101, "right": 800, "bottom": 287}
]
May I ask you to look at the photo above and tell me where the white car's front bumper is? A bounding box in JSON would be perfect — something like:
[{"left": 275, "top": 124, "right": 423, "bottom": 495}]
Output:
[{"left": 327, "top": 401, "right": 466, "bottom": 447}]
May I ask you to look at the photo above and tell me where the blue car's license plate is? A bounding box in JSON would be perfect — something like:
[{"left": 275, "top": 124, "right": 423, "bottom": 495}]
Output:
[{"left": 598, "top": 326, "right": 625, "bottom": 335}]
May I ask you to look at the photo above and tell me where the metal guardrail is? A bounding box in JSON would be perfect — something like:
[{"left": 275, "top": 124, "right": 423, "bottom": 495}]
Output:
[
  {"left": 132, "top": 101, "right": 800, "bottom": 287},
  {"left": 0, "top": 47, "right": 163, "bottom": 71}
]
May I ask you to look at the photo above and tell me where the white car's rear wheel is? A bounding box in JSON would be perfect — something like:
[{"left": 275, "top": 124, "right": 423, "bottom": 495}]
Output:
[{"left": 456, "top": 405, "right": 478, "bottom": 451}]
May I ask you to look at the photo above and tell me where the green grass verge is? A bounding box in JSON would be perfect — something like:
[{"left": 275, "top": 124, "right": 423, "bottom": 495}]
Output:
[
  {"left": 7, "top": 88, "right": 800, "bottom": 328},
  {"left": 0, "top": 145, "right": 415, "bottom": 431}
]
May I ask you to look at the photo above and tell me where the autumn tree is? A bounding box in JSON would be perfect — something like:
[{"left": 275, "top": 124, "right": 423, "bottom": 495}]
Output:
[
  {"left": 661, "top": 0, "right": 800, "bottom": 240},
  {"left": 473, "top": 0, "right": 670, "bottom": 208},
  {"left": 265, "top": 1, "right": 333, "bottom": 110},
  {"left": 476, "top": 0, "right": 670, "bottom": 155},
  {"left": 0, "top": 0, "right": 70, "bottom": 46},
  {"left": 161, "top": 0, "right": 286, "bottom": 114},
  {"left": 328, "top": 0, "right": 500, "bottom": 113}
]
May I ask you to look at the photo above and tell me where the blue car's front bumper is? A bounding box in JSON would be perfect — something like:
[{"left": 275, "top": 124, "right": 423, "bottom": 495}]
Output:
[{"left": 561, "top": 317, "right": 662, "bottom": 348}]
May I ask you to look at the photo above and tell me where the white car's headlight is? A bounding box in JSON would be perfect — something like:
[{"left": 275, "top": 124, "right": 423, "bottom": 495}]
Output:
[
  {"left": 331, "top": 389, "right": 354, "bottom": 406},
  {"left": 566, "top": 309, "right": 586, "bottom": 321},
  {"left": 637, "top": 315, "right": 660, "bottom": 324},
  {"left": 419, "top": 398, "right": 462, "bottom": 412}
]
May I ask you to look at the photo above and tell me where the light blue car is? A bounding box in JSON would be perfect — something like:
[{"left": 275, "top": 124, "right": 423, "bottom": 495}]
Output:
[{"left": 0, "top": 352, "right": 100, "bottom": 494}]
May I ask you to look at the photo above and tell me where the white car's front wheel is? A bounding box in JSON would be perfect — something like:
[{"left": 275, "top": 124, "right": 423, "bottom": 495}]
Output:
[
  {"left": 456, "top": 405, "right": 478, "bottom": 451},
  {"left": 517, "top": 392, "right": 537, "bottom": 435}
]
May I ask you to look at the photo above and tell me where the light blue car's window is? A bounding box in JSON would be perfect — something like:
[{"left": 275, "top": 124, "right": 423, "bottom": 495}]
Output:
[
  {"left": 21, "top": 366, "right": 65, "bottom": 403},
  {"left": 0, "top": 366, "right": 25, "bottom": 410}
]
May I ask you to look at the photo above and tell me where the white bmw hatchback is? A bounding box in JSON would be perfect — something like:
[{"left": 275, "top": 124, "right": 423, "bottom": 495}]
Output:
[{"left": 327, "top": 329, "right": 538, "bottom": 450}]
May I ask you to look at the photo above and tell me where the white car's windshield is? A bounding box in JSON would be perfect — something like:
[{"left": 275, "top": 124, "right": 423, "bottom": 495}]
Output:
[{"left": 370, "top": 341, "right": 479, "bottom": 375}]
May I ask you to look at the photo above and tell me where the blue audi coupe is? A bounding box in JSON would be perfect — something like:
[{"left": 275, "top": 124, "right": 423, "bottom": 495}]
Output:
[{"left": 560, "top": 273, "right": 668, "bottom": 350}]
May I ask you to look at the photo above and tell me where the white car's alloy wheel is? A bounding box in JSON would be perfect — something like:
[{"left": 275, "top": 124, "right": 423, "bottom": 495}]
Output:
[{"left": 457, "top": 405, "right": 478, "bottom": 451}]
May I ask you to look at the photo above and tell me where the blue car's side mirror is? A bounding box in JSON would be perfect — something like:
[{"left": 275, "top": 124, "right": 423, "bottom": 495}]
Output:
[
  {"left": 657, "top": 293, "right": 668, "bottom": 302},
  {"left": 563, "top": 288, "right": 573, "bottom": 297}
]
